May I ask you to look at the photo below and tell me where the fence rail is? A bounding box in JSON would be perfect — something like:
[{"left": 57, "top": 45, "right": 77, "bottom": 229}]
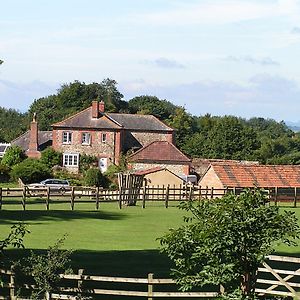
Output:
[{"left": 0, "top": 185, "right": 300, "bottom": 210}]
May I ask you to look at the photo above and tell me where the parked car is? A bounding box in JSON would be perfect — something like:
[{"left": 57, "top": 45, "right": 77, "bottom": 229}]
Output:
[{"left": 28, "top": 179, "right": 70, "bottom": 193}]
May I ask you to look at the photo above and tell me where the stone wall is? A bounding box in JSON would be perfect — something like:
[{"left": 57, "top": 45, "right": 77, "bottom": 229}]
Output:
[{"left": 52, "top": 128, "right": 119, "bottom": 163}]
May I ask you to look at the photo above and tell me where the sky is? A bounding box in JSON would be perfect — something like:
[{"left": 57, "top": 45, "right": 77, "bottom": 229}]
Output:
[{"left": 2, "top": 0, "right": 300, "bottom": 123}]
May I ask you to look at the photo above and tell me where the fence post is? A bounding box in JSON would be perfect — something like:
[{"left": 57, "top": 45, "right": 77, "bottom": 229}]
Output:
[
  {"left": 294, "top": 187, "right": 297, "bottom": 208},
  {"left": 142, "top": 185, "right": 147, "bottom": 209},
  {"left": 210, "top": 187, "right": 214, "bottom": 199},
  {"left": 10, "top": 267, "right": 16, "bottom": 300},
  {"left": 0, "top": 187, "right": 2, "bottom": 210},
  {"left": 148, "top": 273, "right": 154, "bottom": 300},
  {"left": 96, "top": 187, "right": 100, "bottom": 210},
  {"left": 274, "top": 187, "right": 278, "bottom": 206},
  {"left": 188, "top": 185, "right": 193, "bottom": 201},
  {"left": 70, "top": 186, "right": 75, "bottom": 210},
  {"left": 46, "top": 186, "right": 50, "bottom": 210},
  {"left": 165, "top": 185, "right": 169, "bottom": 208},
  {"left": 78, "top": 268, "right": 84, "bottom": 297},
  {"left": 22, "top": 186, "right": 26, "bottom": 210}
]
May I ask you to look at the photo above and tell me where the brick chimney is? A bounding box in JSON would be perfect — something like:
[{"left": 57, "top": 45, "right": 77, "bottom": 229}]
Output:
[
  {"left": 99, "top": 101, "right": 105, "bottom": 113},
  {"left": 27, "top": 113, "right": 41, "bottom": 158},
  {"left": 92, "top": 100, "right": 99, "bottom": 118}
]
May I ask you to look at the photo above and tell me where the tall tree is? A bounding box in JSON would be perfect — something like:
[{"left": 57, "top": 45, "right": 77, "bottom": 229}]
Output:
[{"left": 159, "top": 189, "right": 300, "bottom": 297}]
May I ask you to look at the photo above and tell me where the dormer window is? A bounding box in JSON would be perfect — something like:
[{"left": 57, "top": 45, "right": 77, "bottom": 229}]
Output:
[
  {"left": 82, "top": 132, "right": 91, "bottom": 145},
  {"left": 62, "top": 132, "right": 72, "bottom": 144},
  {"left": 101, "top": 133, "right": 107, "bottom": 143}
]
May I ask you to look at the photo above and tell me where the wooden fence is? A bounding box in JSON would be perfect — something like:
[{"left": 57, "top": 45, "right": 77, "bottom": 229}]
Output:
[
  {"left": 1, "top": 185, "right": 300, "bottom": 210},
  {"left": 1, "top": 255, "right": 300, "bottom": 299}
]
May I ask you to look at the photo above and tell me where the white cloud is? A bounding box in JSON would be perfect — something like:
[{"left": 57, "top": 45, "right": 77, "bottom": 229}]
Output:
[{"left": 224, "top": 56, "right": 280, "bottom": 66}]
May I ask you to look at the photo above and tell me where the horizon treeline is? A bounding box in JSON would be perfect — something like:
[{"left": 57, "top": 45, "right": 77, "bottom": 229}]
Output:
[{"left": 1, "top": 79, "right": 299, "bottom": 165}]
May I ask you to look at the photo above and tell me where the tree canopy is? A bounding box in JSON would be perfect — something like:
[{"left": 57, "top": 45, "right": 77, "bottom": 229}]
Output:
[{"left": 159, "top": 189, "right": 300, "bottom": 297}]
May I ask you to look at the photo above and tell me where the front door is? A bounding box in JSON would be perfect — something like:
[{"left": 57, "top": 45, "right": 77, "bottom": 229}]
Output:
[{"left": 99, "top": 158, "right": 108, "bottom": 173}]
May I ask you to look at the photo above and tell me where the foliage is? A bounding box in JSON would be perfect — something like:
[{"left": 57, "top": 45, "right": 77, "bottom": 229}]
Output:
[
  {"left": 159, "top": 189, "right": 300, "bottom": 297},
  {"left": 128, "top": 95, "right": 177, "bottom": 120},
  {"left": 28, "top": 79, "right": 127, "bottom": 130},
  {"left": 79, "top": 153, "right": 97, "bottom": 173},
  {"left": 0, "top": 107, "right": 27, "bottom": 142},
  {"left": 40, "top": 148, "right": 62, "bottom": 168},
  {"left": 0, "top": 223, "right": 29, "bottom": 256},
  {"left": 23, "top": 236, "right": 73, "bottom": 299},
  {"left": 1, "top": 145, "right": 26, "bottom": 167},
  {"left": 10, "top": 159, "right": 51, "bottom": 184},
  {"left": 84, "top": 168, "right": 107, "bottom": 187},
  {"left": 0, "top": 163, "right": 10, "bottom": 182}
]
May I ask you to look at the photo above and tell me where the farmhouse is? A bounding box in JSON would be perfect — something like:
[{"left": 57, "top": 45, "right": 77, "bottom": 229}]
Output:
[
  {"left": 199, "top": 163, "right": 300, "bottom": 190},
  {"left": 11, "top": 101, "right": 191, "bottom": 177}
]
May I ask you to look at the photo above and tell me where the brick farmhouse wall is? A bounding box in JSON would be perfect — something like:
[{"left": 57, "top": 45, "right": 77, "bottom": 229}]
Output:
[{"left": 130, "top": 162, "right": 189, "bottom": 176}]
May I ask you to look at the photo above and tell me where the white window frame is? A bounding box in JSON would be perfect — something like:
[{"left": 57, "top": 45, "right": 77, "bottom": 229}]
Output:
[
  {"left": 101, "top": 132, "right": 107, "bottom": 143},
  {"left": 63, "top": 153, "right": 79, "bottom": 167},
  {"left": 82, "top": 132, "right": 91, "bottom": 145},
  {"left": 62, "top": 132, "right": 72, "bottom": 144}
]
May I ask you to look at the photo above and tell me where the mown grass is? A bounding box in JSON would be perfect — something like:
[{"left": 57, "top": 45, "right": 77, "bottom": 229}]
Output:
[{"left": 1, "top": 199, "right": 300, "bottom": 275}]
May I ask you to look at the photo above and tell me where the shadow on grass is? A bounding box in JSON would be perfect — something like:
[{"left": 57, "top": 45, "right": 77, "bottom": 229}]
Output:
[{"left": 0, "top": 209, "right": 127, "bottom": 224}]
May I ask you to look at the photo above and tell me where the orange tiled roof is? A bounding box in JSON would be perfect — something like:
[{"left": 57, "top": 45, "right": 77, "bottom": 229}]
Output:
[
  {"left": 129, "top": 141, "right": 191, "bottom": 163},
  {"left": 211, "top": 164, "right": 300, "bottom": 188}
]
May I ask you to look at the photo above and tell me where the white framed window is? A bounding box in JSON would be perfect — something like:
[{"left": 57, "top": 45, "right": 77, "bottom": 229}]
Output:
[
  {"left": 101, "top": 133, "right": 107, "bottom": 143},
  {"left": 82, "top": 132, "right": 91, "bottom": 145},
  {"left": 63, "top": 153, "right": 79, "bottom": 167},
  {"left": 62, "top": 132, "right": 72, "bottom": 144}
]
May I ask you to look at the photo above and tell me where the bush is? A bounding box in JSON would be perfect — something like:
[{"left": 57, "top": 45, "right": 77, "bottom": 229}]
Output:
[
  {"left": 40, "top": 148, "right": 62, "bottom": 168},
  {"left": 10, "top": 159, "right": 51, "bottom": 184},
  {"left": 1, "top": 146, "right": 26, "bottom": 167},
  {"left": 79, "top": 154, "right": 97, "bottom": 172},
  {"left": 84, "top": 168, "right": 106, "bottom": 187},
  {"left": 0, "top": 164, "right": 10, "bottom": 182}
]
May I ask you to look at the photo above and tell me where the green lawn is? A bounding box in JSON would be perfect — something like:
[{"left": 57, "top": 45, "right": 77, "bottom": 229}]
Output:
[{"left": 1, "top": 199, "right": 300, "bottom": 276}]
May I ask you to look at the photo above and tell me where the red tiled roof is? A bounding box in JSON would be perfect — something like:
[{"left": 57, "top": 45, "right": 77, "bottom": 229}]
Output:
[
  {"left": 129, "top": 141, "right": 191, "bottom": 163},
  {"left": 210, "top": 164, "right": 300, "bottom": 188}
]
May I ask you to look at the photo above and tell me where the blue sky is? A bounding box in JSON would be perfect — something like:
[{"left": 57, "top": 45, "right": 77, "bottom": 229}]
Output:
[{"left": 1, "top": 0, "right": 300, "bottom": 123}]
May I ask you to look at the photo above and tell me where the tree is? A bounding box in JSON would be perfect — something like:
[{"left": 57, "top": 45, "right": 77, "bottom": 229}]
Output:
[
  {"left": 84, "top": 168, "right": 106, "bottom": 187},
  {"left": 40, "top": 148, "right": 62, "bottom": 168},
  {"left": 23, "top": 236, "right": 72, "bottom": 299},
  {"left": 159, "top": 189, "right": 300, "bottom": 297},
  {"left": 1, "top": 145, "right": 26, "bottom": 167},
  {"left": 128, "top": 95, "right": 177, "bottom": 120}
]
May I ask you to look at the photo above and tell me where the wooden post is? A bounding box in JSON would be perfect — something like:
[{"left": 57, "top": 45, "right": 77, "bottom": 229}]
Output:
[
  {"left": 165, "top": 185, "right": 169, "bottom": 208},
  {"left": 10, "top": 267, "right": 16, "bottom": 300},
  {"left": 274, "top": 186, "right": 278, "bottom": 206},
  {"left": 70, "top": 186, "right": 75, "bottom": 210},
  {"left": 210, "top": 187, "right": 214, "bottom": 199},
  {"left": 0, "top": 187, "right": 2, "bottom": 210},
  {"left": 46, "top": 186, "right": 50, "bottom": 210},
  {"left": 233, "top": 187, "right": 237, "bottom": 195},
  {"left": 118, "top": 188, "right": 122, "bottom": 209},
  {"left": 96, "top": 187, "right": 100, "bottom": 210},
  {"left": 22, "top": 186, "right": 26, "bottom": 210},
  {"left": 205, "top": 186, "right": 208, "bottom": 199},
  {"left": 198, "top": 185, "right": 202, "bottom": 201},
  {"left": 294, "top": 187, "right": 297, "bottom": 208},
  {"left": 142, "top": 185, "right": 147, "bottom": 209},
  {"left": 147, "top": 273, "right": 153, "bottom": 300},
  {"left": 188, "top": 185, "right": 193, "bottom": 201},
  {"left": 78, "top": 268, "right": 84, "bottom": 296}
]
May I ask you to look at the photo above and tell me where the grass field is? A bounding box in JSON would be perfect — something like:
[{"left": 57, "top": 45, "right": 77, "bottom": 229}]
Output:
[{"left": 1, "top": 198, "right": 300, "bottom": 277}]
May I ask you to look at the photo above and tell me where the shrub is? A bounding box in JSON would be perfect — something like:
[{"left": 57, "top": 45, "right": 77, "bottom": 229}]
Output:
[
  {"left": 84, "top": 168, "right": 106, "bottom": 187},
  {"left": 1, "top": 145, "right": 26, "bottom": 167},
  {"left": 79, "top": 154, "right": 97, "bottom": 172},
  {"left": 40, "top": 148, "right": 62, "bottom": 168},
  {"left": 10, "top": 159, "right": 51, "bottom": 184},
  {"left": 0, "top": 164, "right": 10, "bottom": 182}
]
